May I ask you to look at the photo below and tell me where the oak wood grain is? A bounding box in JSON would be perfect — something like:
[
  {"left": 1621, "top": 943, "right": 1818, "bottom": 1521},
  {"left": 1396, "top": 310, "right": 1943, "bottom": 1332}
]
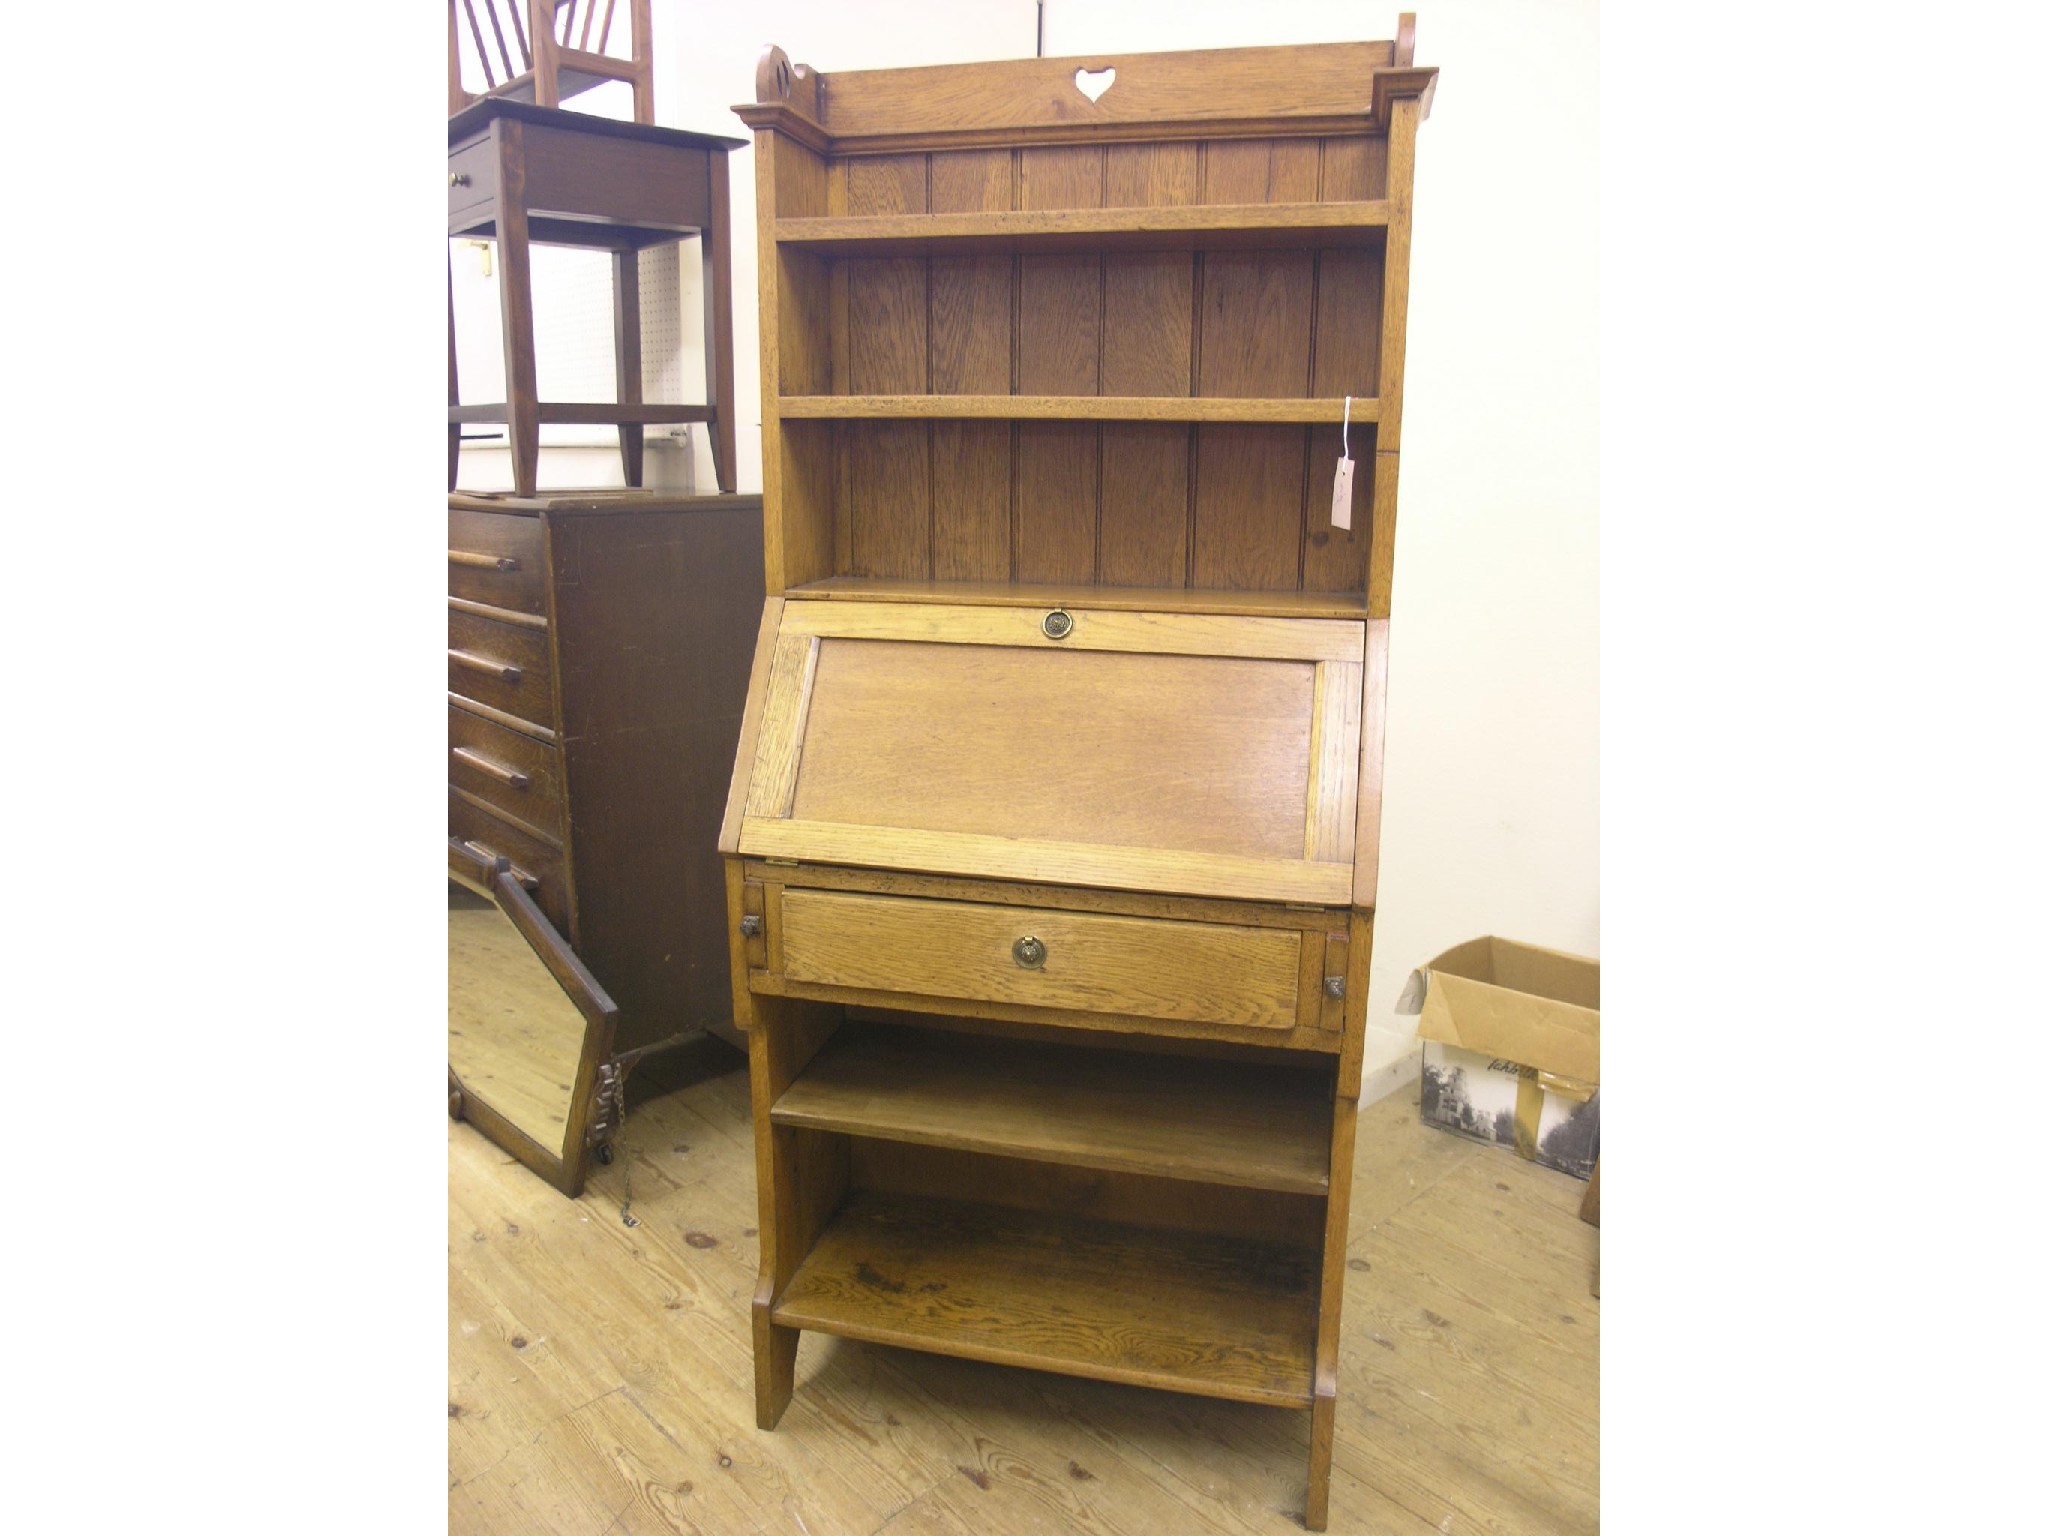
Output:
[
  {"left": 773, "top": 1021, "right": 1333, "bottom": 1193},
  {"left": 773, "top": 1191, "right": 1318, "bottom": 1408},
  {"left": 775, "top": 889, "right": 1305, "bottom": 1031}
]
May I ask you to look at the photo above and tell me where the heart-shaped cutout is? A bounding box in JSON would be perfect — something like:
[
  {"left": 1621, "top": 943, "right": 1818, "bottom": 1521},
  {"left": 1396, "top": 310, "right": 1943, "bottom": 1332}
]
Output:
[{"left": 1074, "top": 66, "right": 1115, "bottom": 103}]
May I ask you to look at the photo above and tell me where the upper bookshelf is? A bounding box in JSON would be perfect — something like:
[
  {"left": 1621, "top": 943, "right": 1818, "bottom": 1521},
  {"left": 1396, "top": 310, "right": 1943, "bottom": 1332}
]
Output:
[
  {"left": 734, "top": 28, "right": 1435, "bottom": 617},
  {"left": 774, "top": 201, "right": 1391, "bottom": 256}
]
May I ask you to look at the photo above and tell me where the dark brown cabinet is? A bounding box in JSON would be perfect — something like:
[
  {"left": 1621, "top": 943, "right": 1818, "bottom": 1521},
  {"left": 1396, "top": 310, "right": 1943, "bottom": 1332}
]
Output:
[{"left": 447, "top": 490, "right": 764, "bottom": 1190}]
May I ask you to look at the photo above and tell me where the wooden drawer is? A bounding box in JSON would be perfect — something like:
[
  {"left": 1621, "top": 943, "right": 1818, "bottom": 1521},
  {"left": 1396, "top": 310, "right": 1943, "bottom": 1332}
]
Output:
[
  {"left": 448, "top": 507, "right": 546, "bottom": 617},
  {"left": 448, "top": 605, "right": 556, "bottom": 732},
  {"left": 449, "top": 702, "right": 564, "bottom": 841},
  {"left": 449, "top": 789, "right": 572, "bottom": 938},
  {"left": 447, "top": 135, "right": 497, "bottom": 227},
  {"left": 774, "top": 888, "right": 1303, "bottom": 1031}
]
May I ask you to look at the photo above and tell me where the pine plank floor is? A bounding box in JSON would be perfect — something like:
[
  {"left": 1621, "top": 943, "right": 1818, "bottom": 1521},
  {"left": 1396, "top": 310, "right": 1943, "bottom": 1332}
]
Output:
[{"left": 449, "top": 1045, "right": 1599, "bottom": 1534}]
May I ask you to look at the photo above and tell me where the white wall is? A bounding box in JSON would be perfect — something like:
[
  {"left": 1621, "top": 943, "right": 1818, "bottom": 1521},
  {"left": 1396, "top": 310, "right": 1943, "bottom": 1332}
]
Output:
[{"left": 648, "top": 0, "right": 1600, "bottom": 1089}]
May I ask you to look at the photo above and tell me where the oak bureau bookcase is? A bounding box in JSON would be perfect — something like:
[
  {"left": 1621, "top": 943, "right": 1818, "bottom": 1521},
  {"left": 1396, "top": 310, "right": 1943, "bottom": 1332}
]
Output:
[{"left": 721, "top": 19, "right": 1434, "bottom": 1527}]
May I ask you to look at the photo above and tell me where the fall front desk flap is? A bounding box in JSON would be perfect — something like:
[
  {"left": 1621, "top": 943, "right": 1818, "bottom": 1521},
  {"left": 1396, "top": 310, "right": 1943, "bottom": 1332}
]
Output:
[{"left": 733, "top": 600, "right": 1369, "bottom": 906}]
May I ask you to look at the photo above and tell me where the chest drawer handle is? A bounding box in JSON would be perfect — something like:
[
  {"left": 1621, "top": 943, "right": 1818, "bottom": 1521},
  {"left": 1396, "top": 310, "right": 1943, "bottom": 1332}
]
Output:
[
  {"left": 450, "top": 172, "right": 472, "bottom": 188},
  {"left": 1012, "top": 935, "right": 1047, "bottom": 969},
  {"left": 452, "top": 746, "right": 531, "bottom": 790},
  {"left": 450, "top": 648, "right": 522, "bottom": 684},
  {"left": 449, "top": 549, "right": 520, "bottom": 572}
]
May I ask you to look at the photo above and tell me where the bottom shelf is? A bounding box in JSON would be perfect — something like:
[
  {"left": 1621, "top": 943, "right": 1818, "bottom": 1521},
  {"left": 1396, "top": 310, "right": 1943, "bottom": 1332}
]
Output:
[{"left": 773, "top": 1190, "right": 1318, "bottom": 1407}]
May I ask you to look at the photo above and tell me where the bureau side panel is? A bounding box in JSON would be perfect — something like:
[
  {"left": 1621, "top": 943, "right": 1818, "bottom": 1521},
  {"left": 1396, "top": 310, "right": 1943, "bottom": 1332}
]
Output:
[{"left": 552, "top": 501, "right": 766, "bottom": 1053}]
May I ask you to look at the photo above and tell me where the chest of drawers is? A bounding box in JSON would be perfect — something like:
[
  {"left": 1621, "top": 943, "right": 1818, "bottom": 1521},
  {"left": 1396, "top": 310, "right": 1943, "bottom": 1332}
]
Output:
[{"left": 447, "top": 491, "right": 763, "bottom": 1066}]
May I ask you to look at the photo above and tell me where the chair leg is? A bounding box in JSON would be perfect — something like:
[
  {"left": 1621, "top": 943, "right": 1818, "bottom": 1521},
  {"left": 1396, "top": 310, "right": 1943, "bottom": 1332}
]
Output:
[
  {"left": 704, "top": 154, "right": 738, "bottom": 493},
  {"left": 448, "top": 249, "right": 462, "bottom": 493},
  {"left": 495, "top": 122, "right": 540, "bottom": 498},
  {"left": 613, "top": 248, "right": 644, "bottom": 487}
]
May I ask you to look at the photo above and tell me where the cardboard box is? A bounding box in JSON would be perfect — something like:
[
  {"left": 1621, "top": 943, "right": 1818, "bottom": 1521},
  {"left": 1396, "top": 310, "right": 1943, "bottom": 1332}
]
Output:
[{"left": 1396, "top": 937, "right": 1600, "bottom": 1180}]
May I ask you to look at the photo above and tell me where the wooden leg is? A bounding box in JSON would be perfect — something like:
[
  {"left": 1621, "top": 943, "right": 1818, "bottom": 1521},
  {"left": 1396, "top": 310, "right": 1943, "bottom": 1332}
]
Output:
[
  {"left": 1305, "top": 1374, "right": 1337, "bottom": 1531},
  {"left": 613, "top": 248, "right": 645, "bottom": 488},
  {"left": 752, "top": 1281, "right": 798, "bottom": 1428},
  {"left": 494, "top": 120, "right": 540, "bottom": 498},
  {"left": 704, "top": 153, "right": 737, "bottom": 493},
  {"left": 447, "top": 248, "right": 462, "bottom": 493},
  {"left": 1306, "top": 1088, "right": 1360, "bottom": 1531},
  {"left": 746, "top": 994, "right": 844, "bottom": 1433}
]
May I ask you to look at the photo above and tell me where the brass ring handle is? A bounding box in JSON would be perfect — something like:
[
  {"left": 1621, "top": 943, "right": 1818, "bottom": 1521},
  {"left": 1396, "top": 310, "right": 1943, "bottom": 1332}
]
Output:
[
  {"left": 449, "top": 549, "right": 519, "bottom": 571},
  {"left": 452, "top": 746, "right": 531, "bottom": 790},
  {"left": 450, "top": 172, "right": 471, "bottom": 188},
  {"left": 1013, "top": 935, "right": 1047, "bottom": 969},
  {"left": 449, "top": 649, "right": 522, "bottom": 683}
]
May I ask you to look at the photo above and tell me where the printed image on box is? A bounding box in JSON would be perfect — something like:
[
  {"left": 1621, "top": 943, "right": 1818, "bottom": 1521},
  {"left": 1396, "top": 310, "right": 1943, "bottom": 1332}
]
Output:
[
  {"left": 1399, "top": 936, "right": 1601, "bottom": 1181},
  {"left": 1419, "top": 1042, "right": 1600, "bottom": 1180}
]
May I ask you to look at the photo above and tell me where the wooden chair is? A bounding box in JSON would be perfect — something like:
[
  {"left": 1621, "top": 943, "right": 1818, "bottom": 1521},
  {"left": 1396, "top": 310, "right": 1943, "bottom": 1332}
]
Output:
[{"left": 450, "top": 0, "right": 654, "bottom": 124}]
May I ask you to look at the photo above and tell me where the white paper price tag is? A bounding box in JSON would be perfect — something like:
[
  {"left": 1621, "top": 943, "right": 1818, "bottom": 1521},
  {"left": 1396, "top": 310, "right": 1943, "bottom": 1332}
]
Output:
[{"left": 1331, "top": 394, "right": 1356, "bottom": 530}]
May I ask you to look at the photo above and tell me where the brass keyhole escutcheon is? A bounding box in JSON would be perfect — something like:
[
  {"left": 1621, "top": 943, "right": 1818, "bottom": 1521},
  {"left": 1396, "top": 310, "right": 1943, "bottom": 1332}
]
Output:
[
  {"left": 1013, "top": 935, "right": 1047, "bottom": 969},
  {"left": 1041, "top": 609, "right": 1074, "bottom": 640}
]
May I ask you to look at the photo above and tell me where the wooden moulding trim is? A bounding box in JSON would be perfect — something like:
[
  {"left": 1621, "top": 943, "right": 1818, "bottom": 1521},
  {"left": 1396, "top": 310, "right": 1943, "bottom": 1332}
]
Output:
[
  {"left": 735, "top": 109, "right": 1415, "bottom": 156},
  {"left": 777, "top": 599, "right": 1366, "bottom": 663},
  {"left": 740, "top": 42, "right": 1429, "bottom": 152},
  {"left": 773, "top": 202, "right": 1390, "bottom": 255},
  {"left": 748, "top": 861, "right": 1349, "bottom": 931},
  {"left": 738, "top": 818, "right": 1355, "bottom": 907},
  {"left": 758, "top": 976, "right": 1346, "bottom": 1058},
  {"left": 778, "top": 395, "right": 1380, "bottom": 425},
  {"left": 1351, "top": 620, "right": 1391, "bottom": 910},
  {"left": 719, "top": 597, "right": 788, "bottom": 855},
  {"left": 789, "top": 578, "right": 1369, "bottom": 621}
]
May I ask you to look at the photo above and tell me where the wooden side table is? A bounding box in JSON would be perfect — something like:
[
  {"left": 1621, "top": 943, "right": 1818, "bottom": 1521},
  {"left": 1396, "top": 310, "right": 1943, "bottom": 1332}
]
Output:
[{"left": 448, "top": 99, "right": 745, "bottom": 497}]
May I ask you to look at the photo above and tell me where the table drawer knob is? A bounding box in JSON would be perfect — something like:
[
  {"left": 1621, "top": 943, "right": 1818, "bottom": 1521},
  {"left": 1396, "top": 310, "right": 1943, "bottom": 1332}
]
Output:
[
  {"left": 1041, "top": 609, "right": 1074, "bottom": 640},
  {"left": 450, "top": 172, "right": 472, "bottom": 188},
  {"left": 1012, "top": 935, "right": 1047, "bottom": 969}
]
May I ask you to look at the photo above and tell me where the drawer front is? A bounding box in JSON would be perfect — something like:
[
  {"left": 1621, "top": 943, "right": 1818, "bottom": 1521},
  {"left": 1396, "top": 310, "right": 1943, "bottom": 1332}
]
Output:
[
  {"left": 448, "top": 507, "right": 546, "bottom": 617},
  {"left": 775, "top": 889, "right": 1303, "bottom": 1030},
  {"left": 448, "top": 605, "right": 556, "bottom": 732},
  {"left": 449, "top": 789, "right": 572, "bottom": 938},
  {"left": 447, "top": 135, "right": 497, "bottom": 226},
  {"left": 449, "top": 702, "right": 564, "bottom": 841}
]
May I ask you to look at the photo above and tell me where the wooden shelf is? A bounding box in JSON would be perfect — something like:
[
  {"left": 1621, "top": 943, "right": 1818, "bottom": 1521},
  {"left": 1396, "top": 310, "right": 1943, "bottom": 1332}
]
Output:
[
  {"left": 774, "top": 1024, "right": 1333, "bottom": 1194},
  {"left": 773, "top": 1190, "right": 1318, "bottom": 1407},
  {"left": 786, "top": 577, "right": 1369, "bottom": 619},
  {"left": 777, "top": 395, "right": 1378, "bottom": 424},
  {"left": 774, "top": 201, "right": 1390, "bottom": 255}
]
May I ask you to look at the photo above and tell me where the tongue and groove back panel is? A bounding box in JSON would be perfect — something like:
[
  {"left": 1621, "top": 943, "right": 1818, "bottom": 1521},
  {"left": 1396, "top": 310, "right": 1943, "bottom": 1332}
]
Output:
[{"left": 768, "top": 138, "right": 1391, "bottom": 598}]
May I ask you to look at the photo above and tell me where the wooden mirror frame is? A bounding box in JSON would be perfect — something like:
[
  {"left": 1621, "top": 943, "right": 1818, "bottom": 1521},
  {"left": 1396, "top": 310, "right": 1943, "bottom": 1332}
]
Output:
[{"left": 448, "top": 838, "right": 620, "bottom": 1197}]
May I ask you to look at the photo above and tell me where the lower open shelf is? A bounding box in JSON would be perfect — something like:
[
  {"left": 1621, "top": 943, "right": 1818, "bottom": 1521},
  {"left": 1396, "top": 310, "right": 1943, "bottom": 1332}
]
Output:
[{"left": 772, "top": 1189, "right": 1318, "bottom": 1408}]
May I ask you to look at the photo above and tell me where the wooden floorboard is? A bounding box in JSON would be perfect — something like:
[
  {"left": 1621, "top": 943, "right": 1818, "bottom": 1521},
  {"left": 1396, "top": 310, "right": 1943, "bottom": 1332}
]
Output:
[{"left": 449, "top": 1046, "right": 1599, "bottom": 1533}]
